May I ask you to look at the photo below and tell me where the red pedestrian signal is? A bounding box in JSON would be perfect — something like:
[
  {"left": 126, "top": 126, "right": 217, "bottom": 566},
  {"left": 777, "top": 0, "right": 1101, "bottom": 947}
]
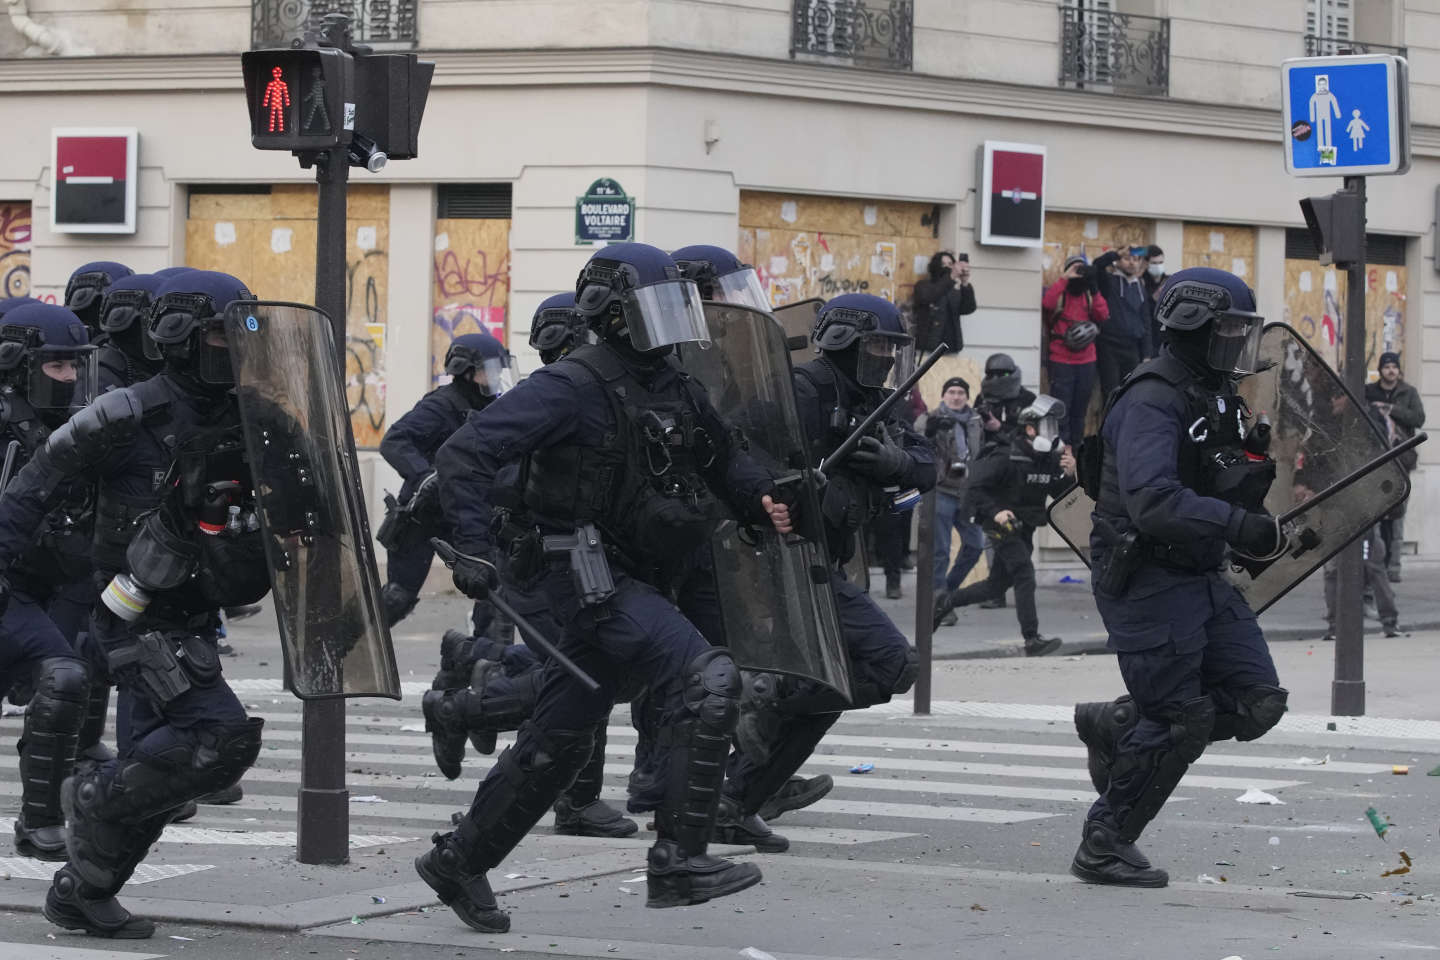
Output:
[
  {"left": 263, "top": 66, "right": 291, "bottom": 133},
  {"left": 242, "top": 49, "right": 353, "bottom": 152}
]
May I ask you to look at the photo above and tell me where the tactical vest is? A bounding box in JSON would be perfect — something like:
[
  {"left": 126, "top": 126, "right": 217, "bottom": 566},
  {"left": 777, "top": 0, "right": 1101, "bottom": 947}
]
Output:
[
  {"left": 521, "top": 343, "right": 723, "bottom": 582},
  {"left": 1091, "top": 354, "right": 1249, "bottom": 569},
  {"left": 793, "top": 359, "right": 887, "bottom": 561}
]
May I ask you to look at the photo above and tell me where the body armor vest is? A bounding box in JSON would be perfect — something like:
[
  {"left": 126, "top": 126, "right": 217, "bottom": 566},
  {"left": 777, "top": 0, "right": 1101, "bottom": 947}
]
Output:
[
  {"left": 521, "top": 343, "right": 723, "bottom": 583},
  {"left": 0, "top": 395, "right": 94, "bottom": 588},
  {"left": 1093, "top": 353, "right": 1256, "bottom": 570}
]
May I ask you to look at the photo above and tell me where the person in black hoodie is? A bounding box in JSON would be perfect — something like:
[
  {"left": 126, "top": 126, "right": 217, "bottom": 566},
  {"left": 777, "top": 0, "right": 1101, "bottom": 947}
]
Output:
[
  {"left": 910, "top": 251, "right": 975, "bottom": 354},
  {"left": 933, "top": 395, "right": 1074, "bottom": 656},
  {"left": 1094, "top": 246, "right": 1154, "bottom": 397}
]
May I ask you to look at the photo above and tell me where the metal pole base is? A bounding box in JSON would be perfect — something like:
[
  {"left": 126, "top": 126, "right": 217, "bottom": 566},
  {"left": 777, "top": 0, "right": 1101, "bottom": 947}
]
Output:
[
  {"left": 1331, "top": 679, "right": 1366, "bottom": 717},
  {"left": 297, "top": 696, "right": 350, "bottom": 864},
  {"left": 296, "top": 785, "right": 350, "bottom": 864}
]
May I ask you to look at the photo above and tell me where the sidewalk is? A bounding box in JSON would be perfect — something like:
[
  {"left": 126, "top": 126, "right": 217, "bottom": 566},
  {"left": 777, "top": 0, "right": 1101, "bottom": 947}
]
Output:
[{"left": 870, "top": 559, "right": 1440, "bottom": 660}]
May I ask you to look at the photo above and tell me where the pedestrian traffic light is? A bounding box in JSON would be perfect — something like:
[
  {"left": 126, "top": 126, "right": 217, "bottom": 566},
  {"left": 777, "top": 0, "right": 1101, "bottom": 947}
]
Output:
[
  {"left": 242, "top": 48, "right": 355, "bottom": 152},
  {"left": 1299, "top": 190, "right": 1366, "bottom": 267},
  {"left": 352, "top": 53, "right": 434, "bottom": 162}
]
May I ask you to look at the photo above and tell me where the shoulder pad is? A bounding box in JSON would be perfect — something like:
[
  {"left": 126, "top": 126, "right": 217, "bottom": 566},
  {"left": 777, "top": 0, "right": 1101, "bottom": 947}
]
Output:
[
  {"left": 44, "top": 389, "right": 143, "bottom": 472},
  {"left": 794, "top": 359, "right": 836, "bottom": 388},
  {"left": 555, "top": 343, "right": 627, "bottom": 386}
]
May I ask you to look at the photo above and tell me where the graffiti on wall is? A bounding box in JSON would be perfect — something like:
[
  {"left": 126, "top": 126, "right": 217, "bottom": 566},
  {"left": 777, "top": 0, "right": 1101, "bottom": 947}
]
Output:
[
  {"left": 184, "top": 185, "right": 391, "bottom": 446},
  {"left": 1284, "top": 259, "right": 1405, "bottom": 375},
  {"left": 0, "top": 202, "right": 32, "bottom": 300},
  {"left": 431, "top": 218, "right": 510, "bottom": 385}
]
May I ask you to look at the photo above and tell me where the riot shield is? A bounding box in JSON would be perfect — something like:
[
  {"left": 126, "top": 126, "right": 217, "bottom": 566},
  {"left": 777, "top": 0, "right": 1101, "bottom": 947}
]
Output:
[
  {"left": 774, "top": 298, "right": 823, "bottom": 365},
  {"left": 676, "top": 303, "right": 850, "bottom": 698},
  {"left": 224, "top": 302, "right": 400, "bottom": 699},
  {"left": 1045, "top": 323, "right": 1413, "bottom": 614}
]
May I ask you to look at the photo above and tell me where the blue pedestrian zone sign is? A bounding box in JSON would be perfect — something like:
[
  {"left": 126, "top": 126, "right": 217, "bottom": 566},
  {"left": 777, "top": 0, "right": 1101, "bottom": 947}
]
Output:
[{"left": 1282, "top": 54, "right": 1409, "bottom": 177}]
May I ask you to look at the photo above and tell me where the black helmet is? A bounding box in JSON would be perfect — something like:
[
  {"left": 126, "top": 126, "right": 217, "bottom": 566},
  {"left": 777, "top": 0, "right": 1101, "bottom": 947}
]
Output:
[
  {"left": 443, "top": 331, "right": 514, "bottom": 397},
  {"left": 814, "top": 294, "right": 913, "bottom": 388},
  {"left": 146, "top": 270, "right": 255, "bottom": 386},
  {"left": 0, "top": 301, "right": 97, "bottom": 419},
  {"left": 528, "top": 292, "right": 589, "bottom": 364},
  {"left": 574, "top": 243, "right": 708, "bottom": 352},
  {"left": 1156, "top": 268, "right": 1264, "bottom": 374},
  {"left": 981, "top": 353, "right": 1022, "bottom": 401},
  {"left": 671, "top": 244, "right": 770, "bottom": 312}
]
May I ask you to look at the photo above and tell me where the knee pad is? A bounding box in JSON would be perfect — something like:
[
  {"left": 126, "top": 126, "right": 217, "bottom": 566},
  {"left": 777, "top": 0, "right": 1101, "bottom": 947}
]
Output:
[
  {"left": 1164, "top": 696, "right": 1216, "bottom": 763},
  {"left": 682, "top": 647, "right": 739, "bottom": 732},
  {"left": 514, "top": 722, "right": 594, "bottom": 778},
  {"left": 36, "top": 656, "right": 90, "bottom": 702},
  {"left": 892, "top": 644, "right": 919, "bottom": 696},
  {"left": 1228, "top": 684, "right": 1288, "bottom": 741},
  {"left": 380, "top": 583, "right": 419, "bottom": 627}
]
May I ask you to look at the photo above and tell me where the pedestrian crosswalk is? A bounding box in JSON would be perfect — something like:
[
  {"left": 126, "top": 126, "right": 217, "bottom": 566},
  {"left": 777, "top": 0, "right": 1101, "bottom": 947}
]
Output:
[{"left": 0, "top": 687, "right": 1399, "bottom": 872}]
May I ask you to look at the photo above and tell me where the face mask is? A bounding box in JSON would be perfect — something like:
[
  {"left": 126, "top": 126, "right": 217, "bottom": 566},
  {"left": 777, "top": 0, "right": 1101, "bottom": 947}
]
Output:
[
  {"left": 1031, "top": 435, "right": 1053, "bottom": 454},
  {"left": 1147, "top": 264, "right": 1165, "bottom": 278}
]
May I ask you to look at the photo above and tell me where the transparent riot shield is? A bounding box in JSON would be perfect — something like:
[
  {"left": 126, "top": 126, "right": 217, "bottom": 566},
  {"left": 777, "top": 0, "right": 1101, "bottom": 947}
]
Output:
[
  {"left": 676, "top": 303, "right": 851, "bottom": 698},
  {"left": 224, "top": 302, "right": 400, "bottom": 699},
  {"left": 1045, "top": 323, "right": 1413, "bottom": 614},
  {"left": 774, "top": 298, "right": 823, "bottom": 366}
]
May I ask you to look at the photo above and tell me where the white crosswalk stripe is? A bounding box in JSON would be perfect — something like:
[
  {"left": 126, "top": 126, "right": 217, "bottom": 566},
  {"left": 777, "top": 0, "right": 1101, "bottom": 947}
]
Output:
[{"left": 0, "top": 694, "right": 1367, "bottom": 864}]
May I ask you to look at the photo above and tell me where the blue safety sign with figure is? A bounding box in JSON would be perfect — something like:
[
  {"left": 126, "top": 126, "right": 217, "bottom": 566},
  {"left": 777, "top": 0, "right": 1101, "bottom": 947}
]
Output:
[{"left": 1281, "top": 54, "right": 1410, "bottom": 177}]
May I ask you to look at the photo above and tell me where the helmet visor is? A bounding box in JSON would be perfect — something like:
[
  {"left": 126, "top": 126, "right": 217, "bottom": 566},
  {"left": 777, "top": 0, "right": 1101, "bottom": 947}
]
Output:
[
  {"left": 855, "top": 332, "right": 913, "bottom": 388},
  {"left": 471, "top": 354, "right": 517, "bottom": 397},
  {"left": 99, "top": 290, "right": 149, "bottom": 333},
  {"left": 1208, "top": 311, "right": 1265, "bottom": 375},
  {"left": 621, "top": 279, "right": 710, "bottom": 352},
  {"left": 529, "top": 310, "right": 584, "bottom": 353},
  {"left": 710, "top": 268, "right": 771, "bottom": 313},
  {"left": 29, "top": 345, "right": 97, "bottom": 412},
  {"left": 195, "top": 321, "right": 235, "bottom": 385}
]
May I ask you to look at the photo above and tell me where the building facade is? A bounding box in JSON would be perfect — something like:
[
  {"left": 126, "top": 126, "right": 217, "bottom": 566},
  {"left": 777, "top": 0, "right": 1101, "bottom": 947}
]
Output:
[{"left": 1, "top": 0, "right": 1435, "bottom": 558}]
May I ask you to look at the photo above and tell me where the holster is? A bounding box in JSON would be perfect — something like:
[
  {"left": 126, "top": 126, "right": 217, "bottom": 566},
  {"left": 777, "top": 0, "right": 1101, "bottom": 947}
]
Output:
[
  {"left": 542, "top": 523, "right": 616, "bottom": 609},
  {"left": 104, "top": 632, "right": 192, "bottom": 705},
  {"left": 1095, "top": 528, "right": 1142, "bottom": 596}
]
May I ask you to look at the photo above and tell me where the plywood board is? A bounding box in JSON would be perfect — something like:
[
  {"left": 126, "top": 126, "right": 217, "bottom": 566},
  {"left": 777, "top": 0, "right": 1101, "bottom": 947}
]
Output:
[
  {"left": 1041, "top": 212, "right": 1153, "bottom": 289},
  {"left": 1283, "top": 258, "right": 1406, "bottom": 376},
  {"left": 431, "top": 217, "right": 511, "bottom": 386},
  {"left": 1182, "top": 222, "right": 1258, "bottom": 291},
  {"left": 0, "top": 202, "right": 33, "bottom": 301},
  {"left": 185, "top": 186, "right": 391, "bottom": 447},
  {"left": 739, "top": 191, "right": 937, "bottom": 239}
]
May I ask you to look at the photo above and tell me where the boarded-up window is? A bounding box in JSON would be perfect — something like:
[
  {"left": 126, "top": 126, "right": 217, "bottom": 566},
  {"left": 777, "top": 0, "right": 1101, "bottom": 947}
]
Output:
[
  {"left": 185, "top": 184, "right": 390, "bottom": 447},
  {"left": 1182, "top": 223, "right": 1258, "bottom": 291},
  {"left": 1283, "top": 228, "right": 1407, "bottom": 375},
  {"left": 0, "top": 202, "right": 32, "bottom": 301},
  {"left": 432, "top": 186, "right": 511, "bottom": 387}
]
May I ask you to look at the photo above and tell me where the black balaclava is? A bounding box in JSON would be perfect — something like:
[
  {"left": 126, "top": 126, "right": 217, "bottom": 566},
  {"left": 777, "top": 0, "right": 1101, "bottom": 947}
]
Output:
[{"left": 1162, "top": 323, "right": 1225, "bottom": 387}]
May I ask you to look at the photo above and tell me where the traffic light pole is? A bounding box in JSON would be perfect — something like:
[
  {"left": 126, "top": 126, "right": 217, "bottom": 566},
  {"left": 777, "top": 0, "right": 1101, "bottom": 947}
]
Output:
[
  {"left": 1332, "top": 174, "right": 1367, "bottom": 717},
  {"left": 298, "top": 144, "right": 352, "bottom": 864}
]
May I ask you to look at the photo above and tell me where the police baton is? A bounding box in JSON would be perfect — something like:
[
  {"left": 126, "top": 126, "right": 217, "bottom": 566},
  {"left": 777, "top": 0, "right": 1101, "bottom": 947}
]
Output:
[
  {"left": 817, "top": 344, "right": 948, "bottom": 483},
  {"left": 0, "top": 440, "right": 18, "bottom": 496},
  {"left": 429, "top": 538, "right": 601, "bottom": 694}
]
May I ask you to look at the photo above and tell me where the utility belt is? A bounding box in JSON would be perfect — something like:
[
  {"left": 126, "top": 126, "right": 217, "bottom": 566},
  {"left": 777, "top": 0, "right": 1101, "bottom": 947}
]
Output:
[
  {"left": 494, "top": 512, "right": 618, "bottom": 618},
  {"left": 1093, "top": 521, "right": 1214, "bottom": 595}
]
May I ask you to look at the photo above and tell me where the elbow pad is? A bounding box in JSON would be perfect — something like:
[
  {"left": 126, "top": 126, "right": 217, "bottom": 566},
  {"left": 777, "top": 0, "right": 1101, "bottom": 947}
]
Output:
[{"left": 44, "top": 389, "right": 143, "bottom": 474}]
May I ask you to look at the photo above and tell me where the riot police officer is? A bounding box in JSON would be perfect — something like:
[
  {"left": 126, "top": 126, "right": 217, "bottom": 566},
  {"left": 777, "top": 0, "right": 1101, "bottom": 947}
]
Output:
[
  {"left": 716, "top": 293, "right": 931, "bottom": 850},
  {"left": 63, "top": 262, "right": 133, "bottom": 337},
  {"left": 1070, "top": 268, "right": 1285, "bottom": 887},
  {"left": 0, "top": 303, "right": 99, "bottom": 860},
  {"left": 0, "top": 271, "right": 267, "bottom": 937},
  {"left": 421, "top": 294, "right": 637, "bottom": 840},
  {"left": 420, "top": 243, "right": 783, "bottom": 931},
  {"left": 377, "top": 331, "right": 514, "bottom": 628},
  {"left": 932, "top": 395, "right": 1072, "bottom": 656}
]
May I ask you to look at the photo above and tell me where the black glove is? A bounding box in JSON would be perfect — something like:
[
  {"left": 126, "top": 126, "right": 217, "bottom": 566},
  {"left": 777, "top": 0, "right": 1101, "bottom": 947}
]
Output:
[
  {"left": 848, "top": 435, "right": 910, "bottom": 483},
  {"left": 409, "top": 471, "right": 441, "bottom": 513},
  {"left": 1234, "top": 510, "right": 1280, "bottom": 557},
  {"left": 451, "top": 556, "right": 497, "bottom": 601}
]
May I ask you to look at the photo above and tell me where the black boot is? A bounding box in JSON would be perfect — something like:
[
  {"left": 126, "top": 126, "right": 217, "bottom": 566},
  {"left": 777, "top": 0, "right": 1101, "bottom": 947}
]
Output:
[
  {"left": 884, "top": 574, "right": 902, "bottom": 600},
  {"left": 46, "top": 863, "right": 157, "bottom": 938},
  {"left": 553, "top": 726, "right": 637, "bottom": 838},
  {"left": 1023, "top": 634, "right": 1062, "bottom": 657},
  {"left": 198, "top": 783, "right": 243, "bottom": 804},
  {"left": 414, "top": 826, "right": 509, "bottom": 934},
  {"left": 712, "top": 796, "right": 788, "bottom": 852},
  {"left": 1069, "top": 820, "right": 1168, "bottom": 887},
  {"left": 418, "top": 724, "right": 593, "bottom": 933},
  {"left": 756, "top": 774, "right": 833, "bottom": 823},
  {"left": 16, "top": 657, "right": 89, "bottom": 861},
  {"left": 1074, "top": 696, "right": 1137, "bottom": 794}
]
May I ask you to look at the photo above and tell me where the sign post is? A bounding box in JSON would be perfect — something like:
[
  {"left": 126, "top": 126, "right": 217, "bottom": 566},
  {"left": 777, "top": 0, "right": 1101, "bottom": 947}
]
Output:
[
  {"left": 1282, "top": 53, "right": 1410, "bottom": 716},
  {"left": 242, "top": 13, "right": 434, "bottom": 864}
]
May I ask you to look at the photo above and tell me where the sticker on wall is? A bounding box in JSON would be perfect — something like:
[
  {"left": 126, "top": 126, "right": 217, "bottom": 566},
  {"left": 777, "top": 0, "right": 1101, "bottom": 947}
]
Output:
[
  {"left": 434, "top": 232, "right": 449, "bottom": 252},
  {"left": 780, "top": 200, "right": 798, "bottom": 224},
  {"left": 215, "top": 222, "right": 237, "bottom": 246},
  {"left": 1209, "top": 231, "right": 1226, "bottom": 252},
  {"left": 1299, "top": 270, "right": 1313, "bottom": 292},
  {"left": 1231, "top": 257, "right": 1246, "bottom": 277},
  {"left": 1386, "top": 270, "right": 1398, "bottom": 292},
  {"left": 863, "top": 205, "right": 878, "bottom": 226},
  {"left": 356, "top": 226, "right": 377, "bottom": 251},
  {"left": 270, "top": 227, "right": 293, "bottom": 254}
]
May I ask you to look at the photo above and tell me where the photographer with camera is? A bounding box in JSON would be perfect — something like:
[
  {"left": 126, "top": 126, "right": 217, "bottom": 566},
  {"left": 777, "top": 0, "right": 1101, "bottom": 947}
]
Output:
[
  {"left": 1042, "top": 255, "right": 1109, "bottom": 444},
  {"left": 919, "top": 377, "right": 984, "bottom": 626},
  {"left": 911, "top": 251, "right": 975, "bottom": 355}
]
